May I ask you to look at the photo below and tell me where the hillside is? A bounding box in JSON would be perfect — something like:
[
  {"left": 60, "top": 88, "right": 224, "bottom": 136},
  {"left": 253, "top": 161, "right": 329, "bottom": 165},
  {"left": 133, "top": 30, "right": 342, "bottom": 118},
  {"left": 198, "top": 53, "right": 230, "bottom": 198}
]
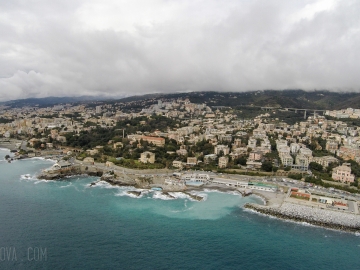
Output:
[
  {"left": 129, "top": 90, "right": 360, "bottom": 110},
  {"left": 2, "top": 90, "right": 360, "bottom": 110}
]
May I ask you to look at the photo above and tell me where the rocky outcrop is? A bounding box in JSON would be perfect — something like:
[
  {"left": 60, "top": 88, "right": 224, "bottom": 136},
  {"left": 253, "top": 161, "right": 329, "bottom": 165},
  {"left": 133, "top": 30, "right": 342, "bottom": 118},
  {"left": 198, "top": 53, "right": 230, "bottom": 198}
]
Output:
[
  {"left": 162, "top": 192, "right": 176, "bottom": 199},
  {"left": 127, "top": 191, "right": 142, "bottom": 197},
  {"left": 245, "top": 202, "right": 360, "bottom": 233},
  {"left": 104, "top": 177, "right": 137, "bottom": 187},
  {"left": 183, "top": 192, "right": 204, "bottom": 201},
  {"left": 37, "top": 167, "right": 82, "bottom": 180}
]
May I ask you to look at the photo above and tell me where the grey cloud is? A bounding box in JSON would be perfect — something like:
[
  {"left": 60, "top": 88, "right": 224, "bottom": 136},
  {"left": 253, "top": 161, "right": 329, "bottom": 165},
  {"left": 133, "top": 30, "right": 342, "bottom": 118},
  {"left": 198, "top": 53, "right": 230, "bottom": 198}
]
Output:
[{"left": 0, "top": 0, "right": 360, "bottom": 101}]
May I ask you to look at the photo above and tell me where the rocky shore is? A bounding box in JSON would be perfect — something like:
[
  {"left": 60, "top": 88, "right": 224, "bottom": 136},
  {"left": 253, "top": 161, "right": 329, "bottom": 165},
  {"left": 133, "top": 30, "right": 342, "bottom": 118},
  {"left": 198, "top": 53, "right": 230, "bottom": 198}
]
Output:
[
  {"left": 245, "top": 202, "right": 360, "bottom": 233},
  {"left": 38, "top": 166, "right": 103, "bottom": 180}
]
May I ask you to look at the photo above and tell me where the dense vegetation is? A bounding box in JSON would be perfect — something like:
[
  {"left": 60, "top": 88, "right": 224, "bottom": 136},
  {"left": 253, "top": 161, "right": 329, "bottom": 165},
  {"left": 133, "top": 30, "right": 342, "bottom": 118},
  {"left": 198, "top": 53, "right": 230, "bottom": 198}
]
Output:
[{"left": 0, "top": 117, "right": 13, "bottom": 124}]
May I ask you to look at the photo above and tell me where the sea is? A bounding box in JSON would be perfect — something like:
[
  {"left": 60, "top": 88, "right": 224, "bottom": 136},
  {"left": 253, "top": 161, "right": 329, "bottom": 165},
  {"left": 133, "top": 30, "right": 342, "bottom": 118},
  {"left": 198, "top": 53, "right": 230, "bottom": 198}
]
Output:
[{"left": 1, "top": 148, "right": 360, "bottom": 270}]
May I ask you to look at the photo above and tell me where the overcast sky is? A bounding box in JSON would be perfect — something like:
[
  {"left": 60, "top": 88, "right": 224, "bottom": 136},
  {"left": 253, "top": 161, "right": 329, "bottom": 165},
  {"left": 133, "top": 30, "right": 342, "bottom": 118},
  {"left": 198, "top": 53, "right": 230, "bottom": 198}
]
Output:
[{"left": 0, "top": 0, "right": 359, "bottom": 101}]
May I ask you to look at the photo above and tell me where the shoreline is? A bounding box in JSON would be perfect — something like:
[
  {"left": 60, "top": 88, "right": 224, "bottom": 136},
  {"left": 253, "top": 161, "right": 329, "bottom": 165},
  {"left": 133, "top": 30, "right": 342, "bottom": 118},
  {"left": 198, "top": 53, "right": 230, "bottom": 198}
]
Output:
[
  {"left": 31, "top": 164, "right": 360, "bottom": 234},
  {"left": 4, "top": 148, "right": 360, "bottom": 234}
]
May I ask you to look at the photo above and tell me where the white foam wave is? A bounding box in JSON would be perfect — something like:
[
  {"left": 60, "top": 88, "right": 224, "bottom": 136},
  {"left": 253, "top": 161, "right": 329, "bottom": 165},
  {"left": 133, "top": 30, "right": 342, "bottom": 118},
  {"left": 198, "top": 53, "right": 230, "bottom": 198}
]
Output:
[
  {"left": 29, "top": 157, "right": 57, "bottom": 163},
  {"left": 60, "top": 183, "right": 73, "bottom": 188},
  {"left": 202, "top": 188, "right": 241, "bottom": 196},
  {"left": 168, "top": 192, "right": 188, "bottom": 199},
  {"left": 125, "top": 192, "right": 144, "bottom": 198},
  {"left": 90, "top": 180, "right": 121, "bottom": 189},
  {"left": 115, "top": 188, "right": 148, "bottom": 198},
  {"left": 34, "top": 179, "right": 56, "bottom": 184},
  {"left": 20, "top": 174, "right": 39, "bottom": 181},
  {"left": 152, "top": 191, "right": 175, "bottom": 200},
  {"left": 150, "top": 191, "right": 208, "bottom": 202}
]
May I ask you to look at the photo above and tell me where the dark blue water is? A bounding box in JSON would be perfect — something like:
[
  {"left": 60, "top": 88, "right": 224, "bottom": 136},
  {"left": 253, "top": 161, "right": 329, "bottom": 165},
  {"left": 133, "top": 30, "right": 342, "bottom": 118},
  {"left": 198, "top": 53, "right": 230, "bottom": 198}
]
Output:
[{"left": 1, "top": 149, "right": 360, "bottom": 270}]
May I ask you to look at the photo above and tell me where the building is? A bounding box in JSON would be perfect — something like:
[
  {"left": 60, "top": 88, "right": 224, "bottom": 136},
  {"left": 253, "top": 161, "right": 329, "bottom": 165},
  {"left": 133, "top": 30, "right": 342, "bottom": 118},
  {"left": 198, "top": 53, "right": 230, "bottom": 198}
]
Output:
[
  {"left": 204, "top": 154, "right": 217, "bottom": 164},
  {"left": 219, "top": 134, "right": 232, "bottom": 143},
  {"left": 338, "top": 146, "right": 360, "bottom": 160},
  {"left": 113, "top": 142, "right": 123, "bottom": 149},
  {"left": 86, "top": 149, "right": 99, "bottom": 155},
  {"left": 276, "top": 139, "right": 288, "bottom": 150},
  {"left": 290, "top": 143, "right": 300, "bottom": 154},
  {"left": 186, "top": 157, "right": 197, "bottom": 166},
  {"left": 83, "top": 157, "right": 95, "bottom": 164},
  {"left": 140, "top": 151, "right": 155, "bottom": 163},
  {"left": 247, "top": 138, "right": 257, "bottom": 149},
  {"left": 332, "top": 163, "right": 355, "bottom": 183},
  {"left": 46, "top": 143, "right": 53, "bottom": 148},
  {"left": 181, "top": 173, "right": 210, "bottom": 182},
  {"left": 312, "top": 156, "right": 338, "bottom": 168},
  {"left": 176, "top": 148, "right": 188, "bottom": 156},
  {"left": 49, "top": 161, "right": 72, "bottom": 171},
  {"left": 105, "top": 161, "right": 114, "bottom": 167},
  {"left": 140, "top": 136, "right": 165, "bottom": 147},
  {"left": 214, "top": 145, "right": 230, "bottom": 155},
  {"left": 295, "top": 154, "right": 309, "bottom": 170},
  {"left": 232, "top": 138, "right": 242, "bottom": 149},
  {"left": 326, "top": 140, "right": 338, "bottom": 153},
  {"left": 246, "top": 161, "right": 262, "bottom": 169},
  {"left": 218, "top": 156, "right": 229, "bottom": 168},
  {"left": 95, "top": 106, "right": 102, "bottom": 114},
  {"left": 172, "top": 160, "right": 183, "bottom": 169},
  {"left": 280, "top": 153, "right": 293, "bottom": 167},
  {"left": 248, "top": 151, "right": 263, "bottom": 161}
]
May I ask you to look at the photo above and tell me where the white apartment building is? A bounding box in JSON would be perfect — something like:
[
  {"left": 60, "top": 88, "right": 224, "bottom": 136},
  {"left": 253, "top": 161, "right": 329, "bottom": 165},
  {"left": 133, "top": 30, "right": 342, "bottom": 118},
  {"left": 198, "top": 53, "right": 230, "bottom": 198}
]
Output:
[{"left": 214, "top": 145, "right": 230, "bottom": 155}]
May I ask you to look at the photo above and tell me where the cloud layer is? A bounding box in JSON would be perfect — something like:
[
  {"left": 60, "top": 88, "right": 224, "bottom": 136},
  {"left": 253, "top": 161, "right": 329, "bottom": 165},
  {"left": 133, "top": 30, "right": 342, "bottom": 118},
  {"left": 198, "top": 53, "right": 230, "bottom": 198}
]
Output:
[{"left": 1, "top": 0, "right": 359, "bottom": 101}]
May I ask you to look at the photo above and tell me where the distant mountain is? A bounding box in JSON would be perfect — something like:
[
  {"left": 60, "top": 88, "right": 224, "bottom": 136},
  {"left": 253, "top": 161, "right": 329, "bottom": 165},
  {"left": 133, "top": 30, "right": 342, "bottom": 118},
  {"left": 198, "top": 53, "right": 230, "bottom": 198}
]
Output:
[
  {"left": 1, "top": 95, "right": 120, "bottom": 108},
  {"left": 1, "top": 90, "right": 360, "bottom": 110}
]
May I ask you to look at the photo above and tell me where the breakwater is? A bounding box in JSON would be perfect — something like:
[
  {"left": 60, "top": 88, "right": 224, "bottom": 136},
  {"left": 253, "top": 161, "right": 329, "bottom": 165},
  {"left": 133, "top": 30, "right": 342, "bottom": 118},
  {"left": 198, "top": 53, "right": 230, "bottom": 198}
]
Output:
[{"left": 245, "top": 202, "right": 360, "bottom": 233}]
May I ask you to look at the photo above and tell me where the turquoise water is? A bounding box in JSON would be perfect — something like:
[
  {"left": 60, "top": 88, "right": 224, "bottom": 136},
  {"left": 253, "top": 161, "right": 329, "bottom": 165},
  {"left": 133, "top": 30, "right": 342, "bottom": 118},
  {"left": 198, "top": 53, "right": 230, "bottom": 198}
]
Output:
[{"left": 1, "top": 149, "right": 360, "bottom": 269}]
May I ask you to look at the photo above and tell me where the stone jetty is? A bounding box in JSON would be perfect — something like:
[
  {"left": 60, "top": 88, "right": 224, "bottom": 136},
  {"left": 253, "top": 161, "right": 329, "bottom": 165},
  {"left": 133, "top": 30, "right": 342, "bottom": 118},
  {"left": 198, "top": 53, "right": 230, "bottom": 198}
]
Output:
[{"left": 245, "top": 202, "right": 360, "bottom": 233}]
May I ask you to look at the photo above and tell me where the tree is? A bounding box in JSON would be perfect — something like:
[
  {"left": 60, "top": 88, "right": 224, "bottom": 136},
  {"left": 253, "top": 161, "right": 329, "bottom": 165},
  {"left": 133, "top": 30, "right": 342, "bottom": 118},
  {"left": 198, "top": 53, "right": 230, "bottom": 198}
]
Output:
[
  {"left": 256, "top": 139, "right": 261, "bottom": 146},
  {"left": 236, "top": 156, "right": 247, "bottom": 166},
  {"left": 261, "top": 161, "right": 273, "bottom": 172},
  {"left": 309, "top": 162, "right": 323, "bottom": 172},
  {"left": 326, "top": 162, "right": 337, "bottom": 174}
]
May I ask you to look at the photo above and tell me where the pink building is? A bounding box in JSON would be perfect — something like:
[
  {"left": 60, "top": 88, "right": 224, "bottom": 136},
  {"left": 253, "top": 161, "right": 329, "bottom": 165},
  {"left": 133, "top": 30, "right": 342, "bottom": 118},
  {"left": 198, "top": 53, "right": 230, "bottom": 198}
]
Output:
[
  {"left": 248, "top": 151, "right": 263, "bottom": 161},
  {"left": 332, "top": 163, "right": 355, "bottom": 183}
]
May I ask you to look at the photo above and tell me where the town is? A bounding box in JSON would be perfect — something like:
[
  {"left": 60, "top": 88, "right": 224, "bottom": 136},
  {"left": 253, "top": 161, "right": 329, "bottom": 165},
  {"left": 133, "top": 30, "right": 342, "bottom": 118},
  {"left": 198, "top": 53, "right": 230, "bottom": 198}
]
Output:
[{"left": 1, "top": 94, "right": 360, "bottom": 231}]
